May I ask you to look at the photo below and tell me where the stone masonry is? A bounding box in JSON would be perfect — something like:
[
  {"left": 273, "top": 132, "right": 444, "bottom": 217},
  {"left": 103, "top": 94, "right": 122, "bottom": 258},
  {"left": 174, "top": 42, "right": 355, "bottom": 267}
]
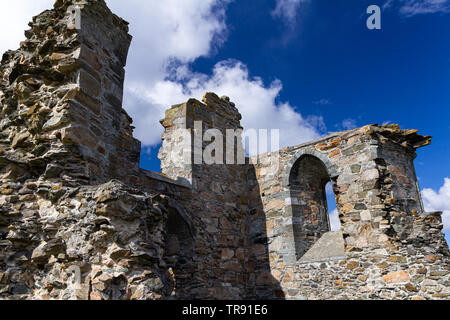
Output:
[
  {"left": 0, "top": 0, "right": 448, "bottom": 300},
  {"left": 248, "top": 125, "right": 448, "bottom": 299}
]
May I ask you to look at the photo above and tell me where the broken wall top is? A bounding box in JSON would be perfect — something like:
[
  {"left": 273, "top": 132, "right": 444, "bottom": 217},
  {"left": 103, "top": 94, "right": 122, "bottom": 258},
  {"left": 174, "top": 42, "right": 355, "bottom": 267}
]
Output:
[{"left": 0, "top": 0, "right": 140, "bottom": 185}]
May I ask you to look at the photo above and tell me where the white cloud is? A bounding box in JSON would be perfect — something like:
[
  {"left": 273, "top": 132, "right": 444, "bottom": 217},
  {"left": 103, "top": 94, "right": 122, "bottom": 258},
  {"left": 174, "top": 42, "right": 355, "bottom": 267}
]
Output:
[
  {"left": 329, "top": 209, "right": 342, "bottom": 231},
  {"left": 271, "top": 0, "right": 310, "bottom": 24},
  {"left": 0, "top": 0, "right": 51, "bottom": 55},
  {"left": 128, "top": 60, "right": 323, "bottom": 148},
  {"left": 106, "top": 1, "right": 324, "bottom": 149},
  {"left": 384, "top": 0, "right": 450, "bottom": 17},
  {"left": 107, "top": 0, "right": 231, "bottom": 84},
  {"left": 422, "top": 178, "right": 450, "bottom": 232}
]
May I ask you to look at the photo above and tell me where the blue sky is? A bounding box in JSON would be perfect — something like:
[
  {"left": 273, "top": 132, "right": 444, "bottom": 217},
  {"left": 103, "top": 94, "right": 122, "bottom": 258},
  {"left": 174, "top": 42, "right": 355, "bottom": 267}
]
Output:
[{"left": 0, "top": 0, "right": 448, "bottom": 241}]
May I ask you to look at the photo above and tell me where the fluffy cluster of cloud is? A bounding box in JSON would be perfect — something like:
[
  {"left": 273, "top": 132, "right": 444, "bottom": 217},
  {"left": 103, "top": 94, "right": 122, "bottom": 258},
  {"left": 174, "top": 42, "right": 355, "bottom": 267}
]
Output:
[
  {"left": 126, "top": 60, "right": 324, "bottom": 148},
  {"left": 107, "top": 0, "right": 231, "bottom": 85},
  {"left": 383, "top": 0, "right": 450, "bottom": 17},
  {"left": 422, "top": 178, "right": 450, "bottom": 233},
  {"left": 106, "top": 0, "right": 324, "bottom": 149}
]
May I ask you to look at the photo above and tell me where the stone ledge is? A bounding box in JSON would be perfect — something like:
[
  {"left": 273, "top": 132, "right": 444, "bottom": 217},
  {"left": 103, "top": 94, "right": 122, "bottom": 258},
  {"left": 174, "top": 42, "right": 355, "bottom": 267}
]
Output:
[
  {"left": 298, "top": 231, "right": 346, "bottom": 264},
  {"left": 140, "top": 169, "right": 192, "bottom": 189}
]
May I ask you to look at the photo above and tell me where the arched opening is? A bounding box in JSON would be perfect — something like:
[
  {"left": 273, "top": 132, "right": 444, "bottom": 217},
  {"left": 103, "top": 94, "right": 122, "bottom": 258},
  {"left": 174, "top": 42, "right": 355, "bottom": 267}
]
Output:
[
  {"left": 164, "top": 208, "right": 194, "bottom": 267},
  {"left": 164, "top": 206, "right": 194, "bottom": 297},
  {"left": 288, "top": 155, "right": 337, "bottom": 260}
]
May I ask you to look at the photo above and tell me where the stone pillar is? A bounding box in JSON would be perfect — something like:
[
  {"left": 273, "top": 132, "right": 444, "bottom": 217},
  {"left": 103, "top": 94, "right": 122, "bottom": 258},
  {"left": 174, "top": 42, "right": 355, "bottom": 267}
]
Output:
[
  {"left": 369, "top": 125, "right": 432, "bottom": 241},
  {"left": 0, "top": 0, "right": 140, "bottom": 185},
  {"left": 158, "top": 93, "right": 254, "bottom": 299},
  {"left": 0, "top": 0, "right": 185, "bottom": 301},
  {"left": 158, "top": 99, "right": 200, "bottom": 186},
  {"left": 159, "top": 93, "right": 245, "bottom": 187}
]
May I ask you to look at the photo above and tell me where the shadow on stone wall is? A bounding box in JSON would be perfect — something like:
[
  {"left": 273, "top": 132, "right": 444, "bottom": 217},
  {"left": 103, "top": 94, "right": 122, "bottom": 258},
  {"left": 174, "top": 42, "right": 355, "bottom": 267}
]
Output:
[
  {"left": 288, "top": 155, "right": 333, "bottom": 260},
  {"left": 246, "top": 165, "right": 284, "bottom": 300}
]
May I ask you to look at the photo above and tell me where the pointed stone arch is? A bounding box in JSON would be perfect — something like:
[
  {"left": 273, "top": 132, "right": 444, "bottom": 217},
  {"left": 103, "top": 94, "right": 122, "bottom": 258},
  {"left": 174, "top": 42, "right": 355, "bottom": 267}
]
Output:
[
  {"left": 164, "top": 199, "right": 195, "bottom": 264},
  {"left": 285, "top": 151, "right": 340, "bottom": 260}
]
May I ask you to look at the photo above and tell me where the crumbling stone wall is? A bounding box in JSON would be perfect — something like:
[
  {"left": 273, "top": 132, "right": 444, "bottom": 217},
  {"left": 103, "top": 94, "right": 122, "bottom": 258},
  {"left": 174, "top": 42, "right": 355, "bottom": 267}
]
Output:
[
  {"left": 0, "top": 0, "right": 141, "bottom": 186},
  {"left": 0, "top": 0, "right": 448, "bottom": 301},
  {"left": 288, "top": 154, "right": 332, "bottom": 259},
  {"left": 250, "top": 125, "right": 449, "bottom": 299},
  {"left": 158, "top": 93, "right": 280, "bottom": 299},
  {"left": 1, "top": 180, "right": 177, "bottom": 300},
  {"left": 0, "top": 0, "right": 187, "bottom": 300},
  {"left": 158, "top": 93, "right": 449, "bottom": 300}
]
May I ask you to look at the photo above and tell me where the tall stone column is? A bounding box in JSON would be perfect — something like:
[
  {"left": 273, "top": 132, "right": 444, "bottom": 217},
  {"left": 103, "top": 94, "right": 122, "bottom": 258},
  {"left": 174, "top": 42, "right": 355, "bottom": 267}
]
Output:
[
  {"left": 158, "top": 93, "right": 256, "bottom": 299},
  {"left": 0, "top": 0, "right": 140, "bottom": 185}
]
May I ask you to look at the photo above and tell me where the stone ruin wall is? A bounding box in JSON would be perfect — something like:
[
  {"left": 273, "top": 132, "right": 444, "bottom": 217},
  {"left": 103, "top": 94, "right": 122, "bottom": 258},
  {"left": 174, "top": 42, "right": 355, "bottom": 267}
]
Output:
[
  {"left": 0, "top": 0, "right": 191, "bottom": 300},
  {"left": 249, "top": 125, "right": 449, "bottom": 299},
  {"left": 158, "top": 94, "right": 280, "bottom": 299},
  {"left": 0, "top": 0, "right": 448, "bottom": 300}
]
